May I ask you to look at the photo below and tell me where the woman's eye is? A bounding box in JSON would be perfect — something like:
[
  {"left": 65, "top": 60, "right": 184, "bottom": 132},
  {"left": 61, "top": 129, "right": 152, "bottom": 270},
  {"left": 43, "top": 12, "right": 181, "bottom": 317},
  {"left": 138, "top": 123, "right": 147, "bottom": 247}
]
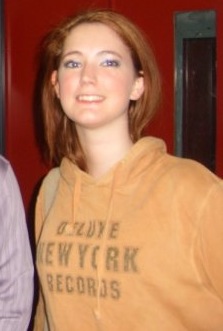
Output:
[
  {"left": 101, "top": 59, "right": 120, "bottom": 67},
  {"left": 63, "top": 60, "right": 81, "bottom": 68}
]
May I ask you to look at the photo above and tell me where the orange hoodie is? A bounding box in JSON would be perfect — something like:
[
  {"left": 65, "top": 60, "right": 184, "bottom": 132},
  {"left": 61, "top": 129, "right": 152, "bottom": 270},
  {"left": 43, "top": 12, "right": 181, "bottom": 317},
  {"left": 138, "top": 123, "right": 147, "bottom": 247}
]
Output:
[{"left": 35, "top": 137, "right": 223, "bottom": 331}]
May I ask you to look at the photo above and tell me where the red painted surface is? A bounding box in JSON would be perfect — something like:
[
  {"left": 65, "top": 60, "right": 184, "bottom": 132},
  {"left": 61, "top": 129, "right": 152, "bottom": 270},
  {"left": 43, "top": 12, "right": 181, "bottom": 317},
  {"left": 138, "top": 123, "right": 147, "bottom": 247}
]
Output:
[
  {"left": 4, "top": 0, "right": 109, "bottom": 215},
  {"left": 4, "top": 0, "right": 223, "bottom": 216}
]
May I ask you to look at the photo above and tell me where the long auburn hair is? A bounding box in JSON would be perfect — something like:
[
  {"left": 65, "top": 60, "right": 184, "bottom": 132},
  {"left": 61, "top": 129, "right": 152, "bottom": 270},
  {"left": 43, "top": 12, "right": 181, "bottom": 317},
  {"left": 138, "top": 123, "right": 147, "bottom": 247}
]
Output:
[{"left": 39, "top": 8, "right": 161, "bottom": 169}]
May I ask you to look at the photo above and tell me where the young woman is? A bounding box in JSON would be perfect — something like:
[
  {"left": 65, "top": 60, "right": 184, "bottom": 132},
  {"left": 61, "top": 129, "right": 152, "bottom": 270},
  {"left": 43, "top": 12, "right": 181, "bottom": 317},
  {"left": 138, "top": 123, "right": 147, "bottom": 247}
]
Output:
[{"left": 34, "top": 9, "right": 223, "bottom": 331}]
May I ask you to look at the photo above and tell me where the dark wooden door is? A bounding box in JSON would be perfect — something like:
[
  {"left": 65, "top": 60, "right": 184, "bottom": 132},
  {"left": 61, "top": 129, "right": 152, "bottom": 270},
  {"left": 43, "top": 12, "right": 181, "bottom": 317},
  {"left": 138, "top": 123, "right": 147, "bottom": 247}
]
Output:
[{"left": 183, "top": 37, "right": 216, "bottom": 171}]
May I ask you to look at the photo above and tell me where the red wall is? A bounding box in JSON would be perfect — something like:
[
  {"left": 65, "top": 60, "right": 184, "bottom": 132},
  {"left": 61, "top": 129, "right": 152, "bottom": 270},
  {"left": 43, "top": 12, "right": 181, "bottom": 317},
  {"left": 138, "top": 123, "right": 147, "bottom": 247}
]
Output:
[
  {"left": 4, "top": 0, "right": 223, "bottom": 216},
  {"left": 4, "top": 0, "right": 110, "bottom": 214}
]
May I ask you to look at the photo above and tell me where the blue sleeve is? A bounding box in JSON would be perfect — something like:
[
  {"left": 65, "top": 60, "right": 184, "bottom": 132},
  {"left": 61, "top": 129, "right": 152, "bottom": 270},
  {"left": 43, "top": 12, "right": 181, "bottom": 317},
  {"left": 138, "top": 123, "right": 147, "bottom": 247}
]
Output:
[{"left": 0, "top": 157, "right": 34, "bottom": 330}]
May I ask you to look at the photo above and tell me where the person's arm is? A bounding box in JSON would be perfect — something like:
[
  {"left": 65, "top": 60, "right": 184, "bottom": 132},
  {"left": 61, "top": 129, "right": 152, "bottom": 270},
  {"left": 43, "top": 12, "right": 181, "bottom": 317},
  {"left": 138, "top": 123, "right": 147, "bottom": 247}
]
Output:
[
  {"left": 0, "top": 158, "right": 34, "bottom": 330},
  {"left": 198, "top": 181, "right": 223, "bottom": 301}
]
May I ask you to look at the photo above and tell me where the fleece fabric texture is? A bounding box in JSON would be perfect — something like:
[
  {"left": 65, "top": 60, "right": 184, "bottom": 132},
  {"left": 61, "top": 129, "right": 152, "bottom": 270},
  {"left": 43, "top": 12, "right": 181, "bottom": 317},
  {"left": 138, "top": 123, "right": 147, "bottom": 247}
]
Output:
[{"left": 35, "top": 137, "right": 223, "bottom": 331}]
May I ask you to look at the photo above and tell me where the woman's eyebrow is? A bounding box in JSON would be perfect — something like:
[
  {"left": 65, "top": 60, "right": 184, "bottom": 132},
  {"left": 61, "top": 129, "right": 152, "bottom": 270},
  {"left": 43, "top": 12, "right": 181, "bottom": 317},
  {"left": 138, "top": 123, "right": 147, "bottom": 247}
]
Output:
[
  {"left": 61, "top": 50, "right": 82, "bottom": 60},
  {"left": 97, "top": 50, "right": 122, "bottom": 59}
]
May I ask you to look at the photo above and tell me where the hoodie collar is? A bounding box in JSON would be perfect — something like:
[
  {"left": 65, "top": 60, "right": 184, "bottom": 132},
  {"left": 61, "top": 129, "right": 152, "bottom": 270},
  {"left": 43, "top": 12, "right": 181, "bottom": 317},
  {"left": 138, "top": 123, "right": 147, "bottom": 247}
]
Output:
[{"left": 60, "top": 136, "right": 166, "bottom": 188}]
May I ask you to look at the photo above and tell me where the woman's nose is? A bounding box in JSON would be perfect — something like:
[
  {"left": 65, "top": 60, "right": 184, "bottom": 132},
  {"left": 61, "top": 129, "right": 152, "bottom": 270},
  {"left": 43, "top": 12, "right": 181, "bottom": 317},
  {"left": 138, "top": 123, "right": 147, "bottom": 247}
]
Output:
[{"left": 80, "top": 63, "right": 97, "bottom": 84}]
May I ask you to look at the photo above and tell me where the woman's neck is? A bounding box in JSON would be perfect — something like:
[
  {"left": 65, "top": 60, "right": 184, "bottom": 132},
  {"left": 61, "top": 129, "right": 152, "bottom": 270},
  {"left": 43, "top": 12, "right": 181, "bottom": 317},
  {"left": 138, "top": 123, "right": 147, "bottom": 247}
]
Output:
[{"left": 78, "top": 128, "right": 133, "bottom": 178}]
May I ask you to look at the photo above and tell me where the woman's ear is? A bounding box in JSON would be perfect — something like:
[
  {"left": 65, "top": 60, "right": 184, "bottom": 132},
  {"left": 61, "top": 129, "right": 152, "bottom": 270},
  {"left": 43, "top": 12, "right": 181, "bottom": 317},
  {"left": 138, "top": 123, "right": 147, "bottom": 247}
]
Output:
[
  {"left": 51, "top": 70, "right": 60, "bottom": 98},
  {"left": 130, "top": 75, "right": 144, "bottom": 101}
]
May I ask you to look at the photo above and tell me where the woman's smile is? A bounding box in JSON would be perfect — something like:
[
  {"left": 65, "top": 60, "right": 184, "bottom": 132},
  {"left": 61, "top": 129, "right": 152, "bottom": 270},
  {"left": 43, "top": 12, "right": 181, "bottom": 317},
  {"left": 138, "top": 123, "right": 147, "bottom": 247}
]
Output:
[{"left": 76, "top": 94, "right": 105, "bottom": 102}]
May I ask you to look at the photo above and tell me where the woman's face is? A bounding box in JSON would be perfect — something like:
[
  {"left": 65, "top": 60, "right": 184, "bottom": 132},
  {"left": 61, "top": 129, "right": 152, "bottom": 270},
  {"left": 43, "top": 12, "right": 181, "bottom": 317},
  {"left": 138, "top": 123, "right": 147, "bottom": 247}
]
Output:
[{"left": 52, "top": 22, "right": 144, "bottom": 132}]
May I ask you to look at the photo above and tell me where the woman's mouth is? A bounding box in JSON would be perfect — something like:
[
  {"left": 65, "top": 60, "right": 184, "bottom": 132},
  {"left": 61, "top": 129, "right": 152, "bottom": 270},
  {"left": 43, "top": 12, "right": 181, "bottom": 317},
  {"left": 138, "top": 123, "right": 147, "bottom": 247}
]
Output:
[{"left": 76, "top": 95, "right": 104, "bottom": 102}]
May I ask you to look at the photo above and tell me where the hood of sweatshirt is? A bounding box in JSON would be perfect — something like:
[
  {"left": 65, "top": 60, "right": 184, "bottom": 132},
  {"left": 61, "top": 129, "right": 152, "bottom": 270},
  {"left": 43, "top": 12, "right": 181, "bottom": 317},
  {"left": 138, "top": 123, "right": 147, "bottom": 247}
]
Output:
[{"left": 60, "top": 136, "right": 166, "bottom": 189}]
